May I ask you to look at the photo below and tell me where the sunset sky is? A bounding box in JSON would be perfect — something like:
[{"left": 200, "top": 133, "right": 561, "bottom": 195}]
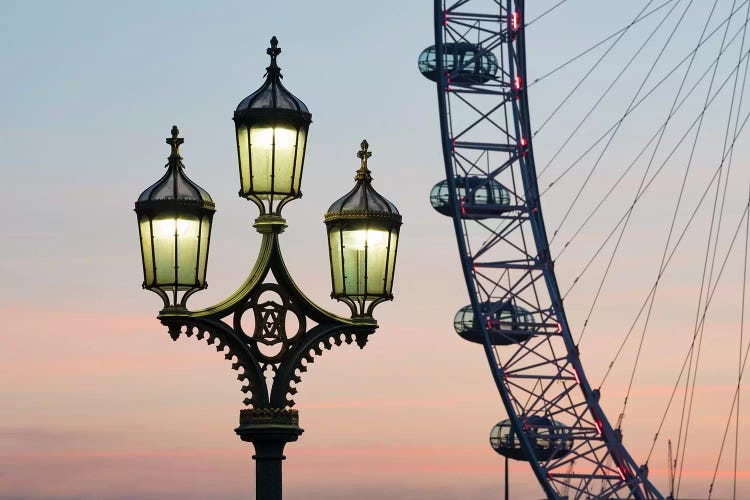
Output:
[{"left": 2, "top": 1, "right": 749, "bottom": 499}]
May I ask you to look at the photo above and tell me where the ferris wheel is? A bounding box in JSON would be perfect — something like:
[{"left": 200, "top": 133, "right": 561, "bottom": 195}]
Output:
[{"left": 421, "top": 1, "right": 750, "bottom": 498}]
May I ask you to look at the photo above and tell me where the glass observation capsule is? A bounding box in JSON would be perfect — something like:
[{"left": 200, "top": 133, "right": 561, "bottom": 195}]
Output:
[
  {"left": 135, "top": 126, "right": 215, "bottom": 306},
  {"left": 418, "top": 43, "right": 499, "bottom": 84},
  {"left": 234, "top": 36, "right": 312, "bottom": 213},
  {"left": 454, "top": 302, "right": 536, "bottom": 345},
  {"left": 490, "top": 417, "right": 573, "bottom": 461},
  {"left": 430, "top": 176, "right": 510, "bottom": 219},
  {"left": 325, "top": 141, "right": 402, "bottom": 317}
]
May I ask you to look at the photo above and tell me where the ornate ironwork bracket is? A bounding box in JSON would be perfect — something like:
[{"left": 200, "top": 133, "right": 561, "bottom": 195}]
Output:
[{"left": 158, "top": 218, "right": 378, "bottom": 409}]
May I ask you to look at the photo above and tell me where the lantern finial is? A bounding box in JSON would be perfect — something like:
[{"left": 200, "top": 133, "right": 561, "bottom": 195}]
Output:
[
  {"left": 355, "top": 140, "right": 372, "bottom": 182},
  {"left": 266, "top": 36, "right": 282, "bottom": 78},
  {"left": 166, "top": 125, "right": 184, "bottom": 164}
]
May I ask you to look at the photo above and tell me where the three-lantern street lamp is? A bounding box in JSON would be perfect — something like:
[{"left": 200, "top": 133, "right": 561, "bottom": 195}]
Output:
[{"left": 134, "top": 37, "right": 401, "bottom": 500}]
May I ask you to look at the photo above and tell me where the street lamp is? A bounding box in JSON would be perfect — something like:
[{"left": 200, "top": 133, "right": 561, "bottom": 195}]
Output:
[
  {"left": 325, "top": 140, "right": 402, "bottom": 317},
  {"left": 134, "top": 37, "right": 401, "bottom": 500},
  {"left": 135, "top": 126, "right": 215, "bottom": 309}
]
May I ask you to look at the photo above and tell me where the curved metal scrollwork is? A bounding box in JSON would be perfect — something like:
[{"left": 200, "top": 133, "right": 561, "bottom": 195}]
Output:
[{"left": 158, "top": 222, "right": 377, "bottom": 410}]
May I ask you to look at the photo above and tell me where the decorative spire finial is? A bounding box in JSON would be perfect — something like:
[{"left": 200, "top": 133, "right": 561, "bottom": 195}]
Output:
[
  {"left": 266, "top": 36, "right": 282, "bottom": 78},
  {"left": 166, "top": 125, "right": 184, "bottom": 164},
  {"left": 355, "top": 140, "right": 373, "bottom": 182}
]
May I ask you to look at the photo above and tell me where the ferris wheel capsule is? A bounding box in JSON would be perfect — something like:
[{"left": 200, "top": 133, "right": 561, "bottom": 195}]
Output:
[
  {"left": 418, "top": 43, "right": 499, "bottom": 85},
  {"left": 453, "top": 302, "right": 536, "bottom": 345},
  {"left": 490, "top": 417, "right": 573, "bottom": 462},
  {"left": 430, "top": 176, "right": 511, "bottom": 219}
]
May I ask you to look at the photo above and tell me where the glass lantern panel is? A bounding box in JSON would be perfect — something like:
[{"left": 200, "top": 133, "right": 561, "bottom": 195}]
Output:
[
  {"left": 248, "top": 125, "right": 273, "bottom": 195},
  {"left": 237, "top": 124, "right": 251, "bottom": 194},
  {"left": 384, "top": 229, "right": 399, "bottom": 294},
  {"left": 138, "top": 216, "right": 155, "bottom": 286},
  {"left": 272, "top": 126, "right": 297, "bottom": 194},
  {"left": 175, "top": 216, "right": 201, "bottom": 288},
  {"left": 292, "top": 127, "right": 307, "bottom": 193},
  {"left": 341, "top": 228, "right": 391, "bottom": 296},
  {"left": 151, "top": 216, "right": 200, "bottom": 288},
  {"left": 340, "top": 228, "right": 365, "bottom": 296},
  {"left": 363, "top": 228, "right": 390, "bottom": 295},
  {"left": 249, "top": 125, "right": 299, "bottom": 199},
  {"left": 328, "top": 228, "right": 344, "bottom": 295},
  {"left": 196, "top": 215, "right": 212, "bottom": 284}
]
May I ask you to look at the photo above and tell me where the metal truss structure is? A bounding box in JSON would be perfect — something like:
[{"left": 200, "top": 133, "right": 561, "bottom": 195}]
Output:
[{"left": 432, "top": 1, "right": 665, "bottom": 497}]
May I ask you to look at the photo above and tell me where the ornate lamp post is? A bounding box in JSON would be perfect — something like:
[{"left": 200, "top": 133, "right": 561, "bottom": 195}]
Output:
[{"left": 134, "top": 38, "right": 401, "bottom": 500}]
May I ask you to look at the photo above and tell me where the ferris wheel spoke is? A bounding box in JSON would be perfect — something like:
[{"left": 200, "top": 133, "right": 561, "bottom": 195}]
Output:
[
  {"left": 601, "top": 105, "right": 750, "bottom": 392},
  {"left": 541, "top": 1, "right": 750, "bottom": 197},
  {"left": 557, "top": 36, "right": 750, "bottom": 301},
  {"left": 528, "top": 0, "right": 679, "bottom": 90},
  {"left": 535, "top": 0, "right": 681, "bottom": 145}
]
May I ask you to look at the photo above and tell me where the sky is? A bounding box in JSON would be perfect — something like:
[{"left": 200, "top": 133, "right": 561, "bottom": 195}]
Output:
[{"left": 2, "top": 1, "right": 749, "bottom": 499}]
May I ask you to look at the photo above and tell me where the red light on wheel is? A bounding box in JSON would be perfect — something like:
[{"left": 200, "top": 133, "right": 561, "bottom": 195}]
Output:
[
  {"left": 617, "top": 465, "right": 627, "bottom": 481},
  {"left": 512, "top": 11, "right": 520, "bottom": 30},
  {"left": 594, "top": 419, "right": 603, "bottom": 435}
]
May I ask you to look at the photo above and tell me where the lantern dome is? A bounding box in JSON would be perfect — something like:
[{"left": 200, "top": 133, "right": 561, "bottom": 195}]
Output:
[
  {"left": 325, "top": 141, "right": 402, "bottom": 317},
  {"left": 430, "top": 176, "right": 511, "bottom": 219},
  {"left": 490, "top": 417, "right": 573, "bottom": 461},
  {"left": 454, "top": 302, "right": 536, "bottom": 345},
  {"left": 326, "top": 166, "right": 400, "bottom": 217},
  {"left": 418, "top": 43, "right": 499, "bottom": 85},
  {"left": 136, "top": 146, "right": 214, "bottom": 209},
  {"left": 135, "top": 126, "right": 215, "bottom": 307},
  {"left": 233, "top": 36, "right": 312, "bottom": 212},
  {"left": 235, "top": 38, "right": 310, "bottom": 117}
]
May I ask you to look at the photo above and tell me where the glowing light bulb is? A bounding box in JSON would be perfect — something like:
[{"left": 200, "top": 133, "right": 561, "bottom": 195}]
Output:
[
  {"left": 152, "top": 218, "right": 199, "bottom": 238},
  {"left": 349, "top": 229, "right": 388, "bottom": 250},
  {"left": 254, "top": 127, "right": 297, "bottom": 149}
]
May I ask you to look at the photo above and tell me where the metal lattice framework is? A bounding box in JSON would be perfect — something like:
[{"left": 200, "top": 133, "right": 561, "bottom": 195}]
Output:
[{"left": 433, "top": 1, "right": 664, "bottom": 497}]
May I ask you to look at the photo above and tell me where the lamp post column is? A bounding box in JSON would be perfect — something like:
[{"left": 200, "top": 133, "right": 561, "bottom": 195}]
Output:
[{"left": 235, "top": 409, "right": 303, "bottom": 500}]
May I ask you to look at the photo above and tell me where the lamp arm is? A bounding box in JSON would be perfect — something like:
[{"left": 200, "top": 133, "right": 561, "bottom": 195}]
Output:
[{"left": 183, "top": 232, "right": 276, "bottom": 319}]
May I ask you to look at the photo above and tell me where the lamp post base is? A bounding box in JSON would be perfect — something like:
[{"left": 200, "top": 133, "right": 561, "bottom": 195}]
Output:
[{"left": 235, "top": 408, "right": 303, "bottom": 500}]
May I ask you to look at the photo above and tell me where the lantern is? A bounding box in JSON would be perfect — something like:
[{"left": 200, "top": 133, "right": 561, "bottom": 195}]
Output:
[
  {"left": 135, "top": 126, "right": 215, "bottom": 307},
  {"left": 324, "top": 141, "right": 402, "bottom": 317},
  {"left": 234, "top": 36, "right": 312, "bottom": 214}
]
